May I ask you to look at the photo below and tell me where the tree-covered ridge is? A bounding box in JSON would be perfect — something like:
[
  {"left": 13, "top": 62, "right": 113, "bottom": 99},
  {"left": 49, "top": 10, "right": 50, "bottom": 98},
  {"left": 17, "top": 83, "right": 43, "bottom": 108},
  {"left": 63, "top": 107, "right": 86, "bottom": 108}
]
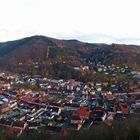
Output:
[{"left": 0, "top": 35, "right": 140, "bottom": 79}]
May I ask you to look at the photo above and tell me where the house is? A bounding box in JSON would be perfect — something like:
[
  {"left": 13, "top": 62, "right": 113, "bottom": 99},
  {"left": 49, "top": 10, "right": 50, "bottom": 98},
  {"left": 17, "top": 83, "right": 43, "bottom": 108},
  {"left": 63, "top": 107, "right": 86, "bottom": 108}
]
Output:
[
  {"left": 9, "top": 102, "right": 17, "bottom": 109},
  {"left": 116, "top": 106, "right": 125, "bottom": 118},
  {"left": 12, "top": 120, "right": 27, "bottom": 130},
  {"left": 96, "top": 86, "right": 102, "bottom": 92},
  {"left": 0, "top": 102, "right": 9, "bottom": 113},
  {"left": 65, "top": 96, "right": 74, "bottom": 104},
  {"left": 46, "top": 112, "right": 54, "bottom": 120},
  {"left": 3, "top": 83, "right": 11, "bottom": 89},
  {"left": 27, "top": 121, "right": 40, "bottom": 130},
  {"left": 67, "top": 82, "right": 77, "bottom": 91},
  {"left": 49, "top": 106, "right": 61, "bottom": 116},
  {"left": 70, "top": 115, "right": 84, "bottom": 126},
  {"left": 129, "top": 85, "right": 138, "bottom": 90},
  {"left": 119, "top": 102, "right": 129, "bottom": 115},
  {"left": 73, "top": 67, "right": 81, "bottom": 71},
  {"left": 106, "top": 94, "right": 115, "bottom": 101},
  {"left": 102, "top": 82, "right": 109, "bottom": 87},
  {"left": 64, "top": 103, "right": 80, "bottom": 111},
  {"left": 2, "top": 111, "right": 20, "bottom": 120},
  {"left": 2, "top": 125, "right": 22, "bottom": 136},
  {"left": 24, "top": 89, "right": 32, "bottom": 95},
  {"left": 108, "top": 106, "right": 116, "bottom": 116},
  {"left": 92, "top": 108, "right": 107, "bottom": 122},
  {"left": 73, "top": 106, "right": 90, "bottom": 119},
  {"left": 88, "top": 82, "right": 95, "bottom": 88},
  {"left": 0, "top": 119, "right": 26, "bottom": 136},
  {"left": 104, "top": 114, "right": 114, "bottom": 125},
  {"left": 90, "top": 90, "right": 96, "bottom": 95},
  {"left": 47, "top": 122, "right": 68, "bottom": 132},
  {"left": 131, "top": 99, "right": 140, "bottom": 113},
  {"left": 68, "top": 123, "right": 82, "bottom": 131},
  {"left": 81, "top": 66, "right": 89, "bottom": 71}
]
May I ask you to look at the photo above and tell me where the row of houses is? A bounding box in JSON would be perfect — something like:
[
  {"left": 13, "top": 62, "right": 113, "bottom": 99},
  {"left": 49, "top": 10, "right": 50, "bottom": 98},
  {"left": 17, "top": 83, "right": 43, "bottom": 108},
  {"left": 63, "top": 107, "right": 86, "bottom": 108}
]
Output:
[{"left": 0, "top": 69, "right": 140, "bottom": 136}]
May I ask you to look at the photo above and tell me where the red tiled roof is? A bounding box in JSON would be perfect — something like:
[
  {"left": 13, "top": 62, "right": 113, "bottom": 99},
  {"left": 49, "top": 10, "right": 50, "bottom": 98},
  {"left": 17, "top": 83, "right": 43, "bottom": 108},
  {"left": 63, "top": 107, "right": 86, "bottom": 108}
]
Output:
[
  {"left": 73, "top": 106, "right": 90, "bottom": 117},
  {"left": 3, "top": 125, "right": 22, "bottom": 134},
  {"left": 119, "top": 102, "right": 128, "bottom": 114}
]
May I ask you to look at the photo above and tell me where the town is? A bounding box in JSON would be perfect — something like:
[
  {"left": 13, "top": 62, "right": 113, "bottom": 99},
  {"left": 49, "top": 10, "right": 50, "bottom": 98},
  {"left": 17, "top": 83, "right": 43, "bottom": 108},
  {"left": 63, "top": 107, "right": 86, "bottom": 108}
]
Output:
[{"left": 0, "top": 63, "right": 140, "bottom": 137}]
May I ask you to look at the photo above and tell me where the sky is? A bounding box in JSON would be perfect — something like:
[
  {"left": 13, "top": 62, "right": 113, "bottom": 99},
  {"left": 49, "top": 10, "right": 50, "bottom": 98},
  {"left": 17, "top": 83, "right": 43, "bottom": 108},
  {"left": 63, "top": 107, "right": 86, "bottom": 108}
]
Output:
[{"left": 0, "top": 0, "right": 140, "bottom": 44}]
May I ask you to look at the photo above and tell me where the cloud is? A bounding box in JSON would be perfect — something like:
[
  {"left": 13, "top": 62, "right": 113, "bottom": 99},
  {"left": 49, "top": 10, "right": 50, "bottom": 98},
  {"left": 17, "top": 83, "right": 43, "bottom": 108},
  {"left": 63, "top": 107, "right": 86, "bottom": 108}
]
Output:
[
  {"left": 0, "top": 29, "right": 10, "bottom": 41},
  {"left": 54, "top": 32, "right": 140, "bottom": 45},
  {"left": 1, "top": 29, "right": 140, "bottom": 45},
  {"left": 0, "top": 0, "right": 140, "bottom": 45}
]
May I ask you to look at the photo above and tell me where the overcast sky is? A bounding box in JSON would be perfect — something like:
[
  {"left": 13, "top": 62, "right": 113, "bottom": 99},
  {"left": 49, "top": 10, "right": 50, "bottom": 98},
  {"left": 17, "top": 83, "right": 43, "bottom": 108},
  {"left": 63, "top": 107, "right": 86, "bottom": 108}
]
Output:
[{"left": 0, "top": 0, "right": 140, "bottom": 44}]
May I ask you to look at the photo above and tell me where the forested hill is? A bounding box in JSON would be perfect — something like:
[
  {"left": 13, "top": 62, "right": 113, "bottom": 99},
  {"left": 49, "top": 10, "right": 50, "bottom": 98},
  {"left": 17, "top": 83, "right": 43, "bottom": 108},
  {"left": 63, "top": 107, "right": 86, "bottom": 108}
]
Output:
[{"left": 0, "top": 35, "right": 140, "bottom": 75}]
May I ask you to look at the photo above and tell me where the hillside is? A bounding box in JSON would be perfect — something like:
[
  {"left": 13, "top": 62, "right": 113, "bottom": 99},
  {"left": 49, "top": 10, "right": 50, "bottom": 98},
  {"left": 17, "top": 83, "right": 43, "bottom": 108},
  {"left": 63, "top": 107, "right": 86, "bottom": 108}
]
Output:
[{"left": 0, "top": 35, "right": 140, "bottom": 76}]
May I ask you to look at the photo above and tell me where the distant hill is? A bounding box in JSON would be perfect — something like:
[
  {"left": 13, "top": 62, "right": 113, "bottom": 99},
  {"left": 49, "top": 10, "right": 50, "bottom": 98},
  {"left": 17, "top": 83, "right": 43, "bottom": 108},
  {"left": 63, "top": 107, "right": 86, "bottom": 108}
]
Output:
[{"left": 0, "top": 35, "right": 140, "bottom": 75}]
